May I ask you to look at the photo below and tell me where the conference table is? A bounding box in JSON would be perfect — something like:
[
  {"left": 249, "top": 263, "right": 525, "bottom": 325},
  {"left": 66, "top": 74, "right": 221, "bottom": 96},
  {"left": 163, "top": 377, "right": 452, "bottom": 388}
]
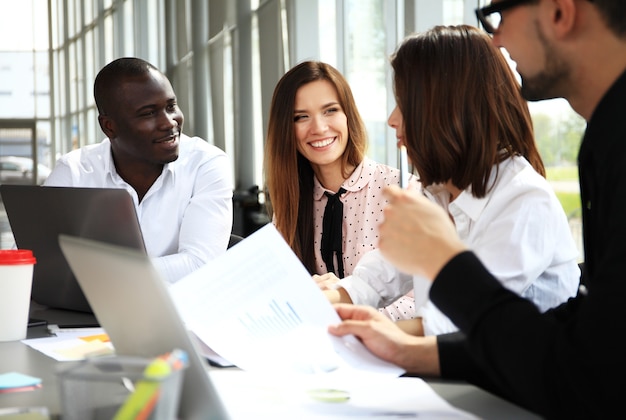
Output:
[{"left": 0, "top": 303, "right": 541, "bottom": 419}]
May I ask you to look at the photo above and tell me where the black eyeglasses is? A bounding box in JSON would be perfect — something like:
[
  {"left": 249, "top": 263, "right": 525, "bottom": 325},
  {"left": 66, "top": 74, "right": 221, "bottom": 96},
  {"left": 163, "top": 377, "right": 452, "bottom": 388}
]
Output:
[{"left": 475, "top": 0, "right": 535, "bottom": 34}]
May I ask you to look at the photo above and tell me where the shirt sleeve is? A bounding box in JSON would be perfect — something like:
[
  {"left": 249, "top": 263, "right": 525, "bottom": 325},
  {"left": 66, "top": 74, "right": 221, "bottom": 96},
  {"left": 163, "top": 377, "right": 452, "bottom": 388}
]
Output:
[
  {"left": 381, "top": 273, "right": 435, "bottom": 321},
  {"left": 436, "top": 331, "right": 513, "bottom": 402},
  {"left": 151, "top": 152, "right": 233, "bottom": 283},
  {"left": 338, "top": 249, "right": 422, "bottom": 307},
  {"left": 430, "top": 251, "right": 613, "bottom": 418},
  {"left": 417, "top": 300, "right": 459, "bottom": 334},
  {"left": 461, "top": 180, "right": 578, "bottom": 309},
  {"left": 379, "top": 293, "right": 416, "bottom": 321},
  {"left": 43, "top": 159, "right": 74, "bottom": 186}
]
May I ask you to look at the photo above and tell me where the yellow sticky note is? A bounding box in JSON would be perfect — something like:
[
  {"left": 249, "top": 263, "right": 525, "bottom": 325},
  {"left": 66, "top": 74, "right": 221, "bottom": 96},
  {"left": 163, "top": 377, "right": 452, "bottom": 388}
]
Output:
[
  {"left": 54, "top": 339, "right": 114, "bottom": 360},
  {"left": 79, "top": 333, "right": 110, "bottom": 343}
]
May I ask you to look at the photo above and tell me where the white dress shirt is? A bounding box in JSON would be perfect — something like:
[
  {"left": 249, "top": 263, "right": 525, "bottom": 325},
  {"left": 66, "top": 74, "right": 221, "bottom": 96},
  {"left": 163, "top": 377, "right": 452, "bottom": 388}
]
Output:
[
  {"left": 338, "top": 155, "right": 581, "bottom": 335},
  {"left": 44, "top": 135, "right": 234, "bottom": 283}
]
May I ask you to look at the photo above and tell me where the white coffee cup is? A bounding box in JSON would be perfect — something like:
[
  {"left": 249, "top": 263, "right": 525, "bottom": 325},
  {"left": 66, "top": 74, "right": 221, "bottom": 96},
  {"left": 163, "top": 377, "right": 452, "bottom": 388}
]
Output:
[{"left": 0, "top": 249, "right": 37, "bottom": 341}]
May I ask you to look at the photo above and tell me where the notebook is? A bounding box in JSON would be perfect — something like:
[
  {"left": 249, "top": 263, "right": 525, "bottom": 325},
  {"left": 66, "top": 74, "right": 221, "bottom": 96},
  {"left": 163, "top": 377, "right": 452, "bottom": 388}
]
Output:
[
  {"left": 0, "top": 185, "right": 145, "bottom": 313},
  {"left": 58, "top": 234, "right": 227, "bottom": 419}
]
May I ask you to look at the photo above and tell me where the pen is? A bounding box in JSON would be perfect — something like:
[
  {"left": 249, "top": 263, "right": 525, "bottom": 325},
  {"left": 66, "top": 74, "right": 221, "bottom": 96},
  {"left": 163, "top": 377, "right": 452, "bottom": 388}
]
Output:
[{"left": 399, "top": 145, "right": 409, "bottom": 189}]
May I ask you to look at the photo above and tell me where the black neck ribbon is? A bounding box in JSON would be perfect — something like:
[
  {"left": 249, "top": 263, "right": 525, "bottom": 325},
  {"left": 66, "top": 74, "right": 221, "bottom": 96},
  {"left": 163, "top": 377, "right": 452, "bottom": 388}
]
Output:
[{"left": 320, "top": 187, "right": 346, "bottom": 278}]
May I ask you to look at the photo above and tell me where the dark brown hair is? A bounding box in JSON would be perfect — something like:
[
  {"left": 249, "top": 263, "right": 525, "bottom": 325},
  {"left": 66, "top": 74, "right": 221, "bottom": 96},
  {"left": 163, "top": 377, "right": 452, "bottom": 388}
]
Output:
[
  {"left": 592, "top": 0, "right": 626, "bottom": 36},
  {"left": 264, "top": 61, "right": 367, "bottom": 273},
  {"left": 391, "top": 25, "right": 544, "bottom": 197}
]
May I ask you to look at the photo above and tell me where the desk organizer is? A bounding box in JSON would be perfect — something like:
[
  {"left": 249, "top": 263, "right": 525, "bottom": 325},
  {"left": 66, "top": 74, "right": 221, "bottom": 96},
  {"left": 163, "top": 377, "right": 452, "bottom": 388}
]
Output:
[{"left": 57, "top": 351, "right": 187, "bottom": 420}]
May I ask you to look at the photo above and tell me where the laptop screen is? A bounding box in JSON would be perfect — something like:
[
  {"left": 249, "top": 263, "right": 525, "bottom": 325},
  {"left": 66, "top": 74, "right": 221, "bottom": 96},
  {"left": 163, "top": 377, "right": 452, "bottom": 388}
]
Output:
[{"left": 0, "top": 185, "right": 145, "bottom": 313}]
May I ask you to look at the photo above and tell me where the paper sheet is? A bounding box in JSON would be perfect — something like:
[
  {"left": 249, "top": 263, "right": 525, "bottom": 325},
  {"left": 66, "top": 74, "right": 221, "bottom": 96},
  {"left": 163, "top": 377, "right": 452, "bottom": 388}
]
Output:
[
  {"left": 0, "top": 372, "right": 42, "bottom": 393},
  {"left": 209, "top": 370, "right": 478, "bottom": 419},
  {"left": 169, "top": 224, "right": 404, "bottom": 376},
  {"left": 22, "top": 328, "right": 113, "bottom": 361}
]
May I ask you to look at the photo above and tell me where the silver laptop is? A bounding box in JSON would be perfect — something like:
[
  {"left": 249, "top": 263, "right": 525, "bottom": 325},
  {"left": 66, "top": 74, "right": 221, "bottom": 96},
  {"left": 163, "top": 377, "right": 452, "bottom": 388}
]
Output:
[
  {"left": 58, "top": 234, "right": 229, "bottom": 419},
  {"left": 0, "top": 185, "right": 146, "bottom": 313}
]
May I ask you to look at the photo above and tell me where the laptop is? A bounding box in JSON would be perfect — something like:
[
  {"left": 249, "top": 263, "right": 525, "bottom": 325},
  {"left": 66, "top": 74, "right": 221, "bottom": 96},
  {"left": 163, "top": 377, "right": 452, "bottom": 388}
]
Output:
[
  {"left": 58, "top": 234, "right": 228, "bottom": 419},
  {"left": 0, "top": 185, "right": 146, "bottom": 313}
]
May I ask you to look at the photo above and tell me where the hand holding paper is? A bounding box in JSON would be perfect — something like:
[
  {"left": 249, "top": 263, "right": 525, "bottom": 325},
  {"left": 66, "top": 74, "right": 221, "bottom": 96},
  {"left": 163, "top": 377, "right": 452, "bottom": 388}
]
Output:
[{"left": 169, "top": 224, "right": 404, "bottom": 377}]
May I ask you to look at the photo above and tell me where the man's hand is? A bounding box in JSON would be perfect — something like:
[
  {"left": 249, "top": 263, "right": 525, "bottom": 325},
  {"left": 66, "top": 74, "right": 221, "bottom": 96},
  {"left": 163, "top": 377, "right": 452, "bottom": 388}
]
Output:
[{"left": 328, "top": 303, "right": 440, "bottom": 375}]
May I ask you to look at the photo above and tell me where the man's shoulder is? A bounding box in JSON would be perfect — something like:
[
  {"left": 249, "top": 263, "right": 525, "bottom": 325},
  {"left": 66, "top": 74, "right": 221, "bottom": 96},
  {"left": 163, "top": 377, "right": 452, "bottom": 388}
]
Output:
[
  {"left": 180, "top": 134, "right": 224, "bottom": 153},
  {"left": 499, "top": 156, "right": 552, "bottom": 194},
  {"left": 180, "top": 135, "right": 226, "bottom": 158},
  {"left": 57, "top": 139, "right": 110, "bottom": 163}
]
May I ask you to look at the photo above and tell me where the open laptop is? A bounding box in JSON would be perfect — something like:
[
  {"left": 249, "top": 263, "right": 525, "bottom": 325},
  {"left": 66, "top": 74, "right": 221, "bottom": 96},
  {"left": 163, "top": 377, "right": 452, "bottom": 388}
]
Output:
[
  {"left": 58, "top": 234, "right": 228, "bottom": 419},
  {"left": 0, "top": 185, "right": 146, "bottom": 313}
]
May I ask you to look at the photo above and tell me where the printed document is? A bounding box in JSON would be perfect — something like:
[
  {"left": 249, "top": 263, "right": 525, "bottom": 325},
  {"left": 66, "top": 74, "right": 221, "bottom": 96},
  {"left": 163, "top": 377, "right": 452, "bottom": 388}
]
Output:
[{"left": 169, "top": 224, "right": 403, "bottom": 376}]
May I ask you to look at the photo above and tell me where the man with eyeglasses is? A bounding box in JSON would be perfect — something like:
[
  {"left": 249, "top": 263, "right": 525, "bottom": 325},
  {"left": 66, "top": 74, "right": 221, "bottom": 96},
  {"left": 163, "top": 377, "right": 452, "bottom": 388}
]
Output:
[
  {"left": 328, "top": 1, "right": 626, "bottom": 417},
  {"left": 475, "top": 0, "right": 539, "bottom": 35}
]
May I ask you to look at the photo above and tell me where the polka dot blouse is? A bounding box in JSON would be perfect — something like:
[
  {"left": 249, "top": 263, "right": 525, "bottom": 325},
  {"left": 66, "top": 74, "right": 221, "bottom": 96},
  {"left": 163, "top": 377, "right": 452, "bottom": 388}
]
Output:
[{"left": 312, "top": 157, "right": 420, "bottom": 320}]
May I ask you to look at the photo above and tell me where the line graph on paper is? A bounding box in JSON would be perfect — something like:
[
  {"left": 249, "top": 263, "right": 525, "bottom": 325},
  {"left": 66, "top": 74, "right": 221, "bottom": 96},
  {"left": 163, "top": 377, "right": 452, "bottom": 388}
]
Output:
[{"left": 238, "top": 299, "right": 303, "bottom": 337}]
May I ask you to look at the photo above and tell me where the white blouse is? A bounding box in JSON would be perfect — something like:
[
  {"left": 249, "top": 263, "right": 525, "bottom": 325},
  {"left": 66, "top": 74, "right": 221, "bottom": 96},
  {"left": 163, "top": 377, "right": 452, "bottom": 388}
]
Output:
[{"left": 338, "top": 155, "right": 581, "bottom": 335}]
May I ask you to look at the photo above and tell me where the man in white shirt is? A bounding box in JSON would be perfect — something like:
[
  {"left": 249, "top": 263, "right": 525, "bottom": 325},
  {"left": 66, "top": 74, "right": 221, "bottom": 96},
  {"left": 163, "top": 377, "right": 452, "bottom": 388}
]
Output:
[{"left": 45, "top": 57, "right": 233, "bottom": 283}]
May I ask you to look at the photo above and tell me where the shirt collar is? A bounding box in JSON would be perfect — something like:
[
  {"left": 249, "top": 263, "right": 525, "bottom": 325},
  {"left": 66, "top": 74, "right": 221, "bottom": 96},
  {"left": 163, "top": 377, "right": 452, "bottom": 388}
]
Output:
[
  {"left": 101, "top": 138, "right": 123, "bottom": 183},
  {"left": 425, "top": 160, "right": 509, "bottom": 223},
  {"left": 313, "top": 157, "right": 373, "bottom": 200},
  {"left": 102, "top": 137, "right": 176, "bottom": 186},
  {"left": 162, "top": 133, "right": 188, "bottom": 180},
  {"left": 448, "top": 187, "right": 489, "bottom": 222}
]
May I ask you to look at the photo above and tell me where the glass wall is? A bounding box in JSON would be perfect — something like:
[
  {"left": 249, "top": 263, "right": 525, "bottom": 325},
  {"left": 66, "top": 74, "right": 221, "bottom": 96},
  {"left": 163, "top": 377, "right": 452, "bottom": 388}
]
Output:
[
  {"left": 0, "top": 0, "right": 51, "bottom": 168},
  {"left": 4, "top": 0, "right": 487, "bottom": 183},
  {"left": 0, "top": 0, "right": 584, "bottom": 254}
]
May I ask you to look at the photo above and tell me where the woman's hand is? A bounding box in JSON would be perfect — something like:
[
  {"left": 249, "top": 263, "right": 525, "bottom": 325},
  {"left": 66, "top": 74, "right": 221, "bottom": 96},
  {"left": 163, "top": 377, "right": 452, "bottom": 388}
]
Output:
[{"left": 313, "top": 272, "right": 341, "bottom": 290}]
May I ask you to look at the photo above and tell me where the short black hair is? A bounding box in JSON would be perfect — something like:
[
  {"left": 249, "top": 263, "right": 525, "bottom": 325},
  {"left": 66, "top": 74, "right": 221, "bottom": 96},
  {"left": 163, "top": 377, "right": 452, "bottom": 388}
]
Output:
[
  {"left": 592, "top": 0, "right": 626, "bottom": 37},
  {"left": 93, "top": 57, "right": 159, "bottom": 115}
]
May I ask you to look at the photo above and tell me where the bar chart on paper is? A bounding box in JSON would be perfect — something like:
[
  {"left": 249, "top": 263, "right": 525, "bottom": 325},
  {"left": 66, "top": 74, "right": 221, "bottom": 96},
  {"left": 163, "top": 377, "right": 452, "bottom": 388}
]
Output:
[
  {"left": 169, "top": 224, "right": 406, "bottom": 376},
  {"left": 238, "top": 299, "right": 303, "bottom": 337}
]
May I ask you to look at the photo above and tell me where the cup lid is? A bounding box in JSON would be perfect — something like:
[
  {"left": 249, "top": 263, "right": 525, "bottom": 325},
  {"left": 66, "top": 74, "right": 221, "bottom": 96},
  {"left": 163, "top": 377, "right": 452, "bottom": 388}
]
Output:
[{"left": 0, "top": 249, "right": 36, "bottom": 265}]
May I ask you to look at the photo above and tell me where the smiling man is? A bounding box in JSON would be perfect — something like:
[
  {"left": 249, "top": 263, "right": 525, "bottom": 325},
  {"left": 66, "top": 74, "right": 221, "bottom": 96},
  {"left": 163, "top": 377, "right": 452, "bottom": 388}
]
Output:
[{"left": 45, "top": 57, "right": 233, "bottom": 284}]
